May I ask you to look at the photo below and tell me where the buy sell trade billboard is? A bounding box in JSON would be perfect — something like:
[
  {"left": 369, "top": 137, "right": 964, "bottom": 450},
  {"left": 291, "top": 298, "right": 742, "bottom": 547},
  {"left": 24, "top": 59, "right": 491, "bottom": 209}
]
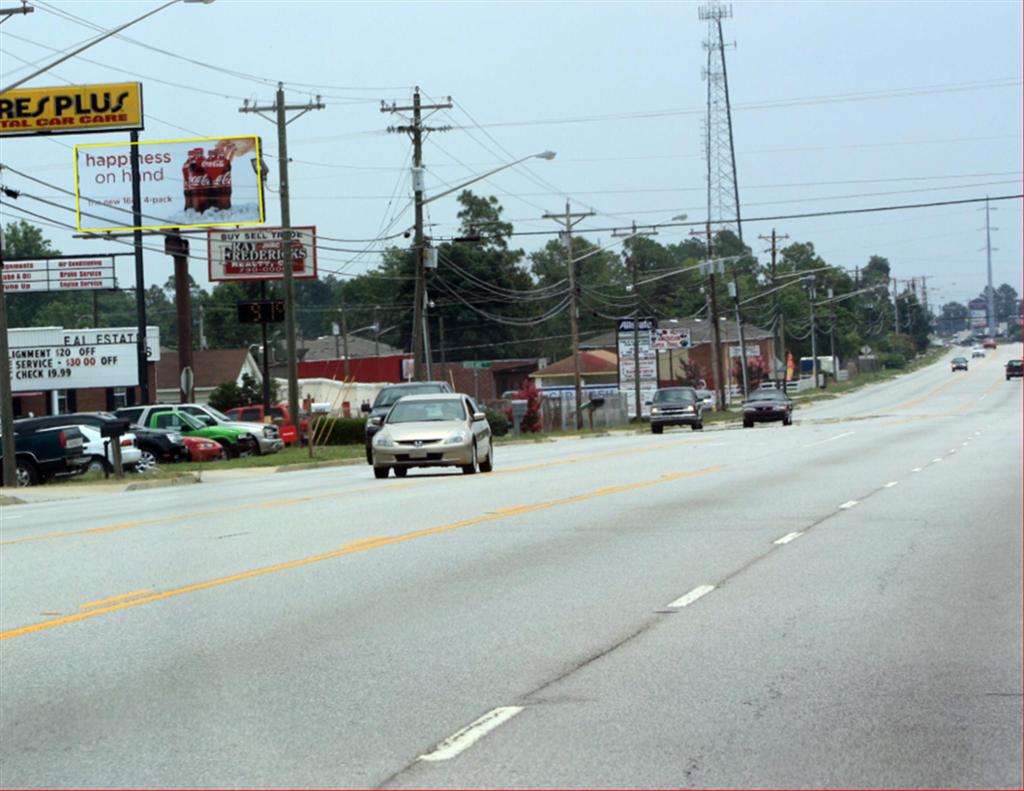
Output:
[
  {"left": 0, "top": 82, "right": 143, "bottom": 137},
  {"left": 73, "top": 135, "right": 265, "bottom": 232},
  {"left": 208, "top": 226, "right": 318, "bottom": 282}
]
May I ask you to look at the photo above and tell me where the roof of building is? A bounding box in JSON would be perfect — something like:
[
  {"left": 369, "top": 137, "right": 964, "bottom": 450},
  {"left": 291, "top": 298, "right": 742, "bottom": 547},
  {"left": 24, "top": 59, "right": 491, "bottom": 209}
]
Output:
[
  {"left": 530, "top": 349, "right": 619, "bottom": 379},
  {"left": 302, "top": 334, "right": 401, "bottom": 361},
  {"left": 155, "top": 349, "right": 252, "bottom": 390},
  {"left": 579, "top": 319, "right": 773, "bottom": 350}
]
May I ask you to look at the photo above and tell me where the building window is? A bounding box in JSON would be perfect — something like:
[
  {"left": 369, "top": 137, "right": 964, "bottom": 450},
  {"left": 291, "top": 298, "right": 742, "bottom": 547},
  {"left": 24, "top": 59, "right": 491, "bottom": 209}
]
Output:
[
  {"left": 113, "top": 387, "right": 128, "bottom": 408},
  {"left": 56, "top": 390, "right": 69, "bottom": 414}
]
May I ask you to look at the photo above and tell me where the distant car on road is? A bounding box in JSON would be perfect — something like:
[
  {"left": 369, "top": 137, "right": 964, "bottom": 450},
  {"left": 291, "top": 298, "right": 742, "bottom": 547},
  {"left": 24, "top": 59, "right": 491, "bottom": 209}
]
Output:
[
  {"left": 1006, "top": 359, "right": 1023, "bottom": 380},
  {"left": 647, "top": 387, "right": 703, "bottom": 434},
  {"left": 983, "top": 338, "right": 997, "bottom": 350},
  {"left": 694, "top": 388, "right": 715, "bottom": 410},
  {"left": 742, "top": 389, "right": 794, "bottom": 428},
  {"left": 362, "top": 381, "right": 454, "bottom": 463},
  {"left": 371, "top": 393, "right": 492, "bottom": 479},
  {"left": 951, "top": 357, "right": 969, "bottom": 372},
  {"left": 971, "top": 347, "right": 986, "bottom": 358}
]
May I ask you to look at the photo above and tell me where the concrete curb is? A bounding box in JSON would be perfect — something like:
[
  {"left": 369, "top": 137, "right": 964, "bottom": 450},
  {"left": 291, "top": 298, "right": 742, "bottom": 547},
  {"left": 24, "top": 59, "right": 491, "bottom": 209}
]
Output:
[
  {"left": 275, "top": 458, "right": 364, "bottom": 473},
  {"left": 123, "top": 473, "right": 202, "bottom": 492}
]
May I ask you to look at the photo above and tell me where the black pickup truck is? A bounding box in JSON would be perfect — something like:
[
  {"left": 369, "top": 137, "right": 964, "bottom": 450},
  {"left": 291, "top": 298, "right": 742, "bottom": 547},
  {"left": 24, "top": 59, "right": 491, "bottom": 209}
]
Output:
[{"left": 0, "top": 421, "right": 90, "bottom": 486}]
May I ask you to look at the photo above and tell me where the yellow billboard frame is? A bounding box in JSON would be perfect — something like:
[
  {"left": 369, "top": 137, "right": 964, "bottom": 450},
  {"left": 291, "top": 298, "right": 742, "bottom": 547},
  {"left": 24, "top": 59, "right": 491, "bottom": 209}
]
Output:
[{"left": 73, "top": 134, "right": 266, "bottom": 233}]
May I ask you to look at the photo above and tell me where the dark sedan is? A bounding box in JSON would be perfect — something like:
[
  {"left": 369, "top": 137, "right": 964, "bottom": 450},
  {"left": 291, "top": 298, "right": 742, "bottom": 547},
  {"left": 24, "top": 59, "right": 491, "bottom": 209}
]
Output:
[
  {"left": 1006, "top": 359, "right": 1023, "bottom": 380},
  {"left": 742, "top": 390, "right": 794, "bottom": 428}
]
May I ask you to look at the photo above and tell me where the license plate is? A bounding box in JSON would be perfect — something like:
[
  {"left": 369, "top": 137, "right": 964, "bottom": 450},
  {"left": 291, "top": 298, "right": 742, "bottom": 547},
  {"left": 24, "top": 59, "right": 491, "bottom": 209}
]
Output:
[{"left": 409, "top": 449, "right": 427, "bottom": 459}]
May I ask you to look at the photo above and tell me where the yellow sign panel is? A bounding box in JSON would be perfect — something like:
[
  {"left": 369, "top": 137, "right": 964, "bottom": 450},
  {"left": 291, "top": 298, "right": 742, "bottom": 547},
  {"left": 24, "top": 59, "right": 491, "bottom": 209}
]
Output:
[{"left": 0, "top": 82, "right": 143, "bottom": 137}]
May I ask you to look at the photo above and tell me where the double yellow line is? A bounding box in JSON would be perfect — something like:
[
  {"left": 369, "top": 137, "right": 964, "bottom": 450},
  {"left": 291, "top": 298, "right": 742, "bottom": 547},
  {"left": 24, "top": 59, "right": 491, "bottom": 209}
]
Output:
[{"left": 0, "top": 465, "right": 720, "bottom": 641}]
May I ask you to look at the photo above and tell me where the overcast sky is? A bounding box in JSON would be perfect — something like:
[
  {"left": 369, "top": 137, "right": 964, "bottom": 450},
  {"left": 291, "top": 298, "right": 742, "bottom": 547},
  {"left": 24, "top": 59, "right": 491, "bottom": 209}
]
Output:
[{"left": 1, "top": 0, "right": 1021, "bottom": 310}]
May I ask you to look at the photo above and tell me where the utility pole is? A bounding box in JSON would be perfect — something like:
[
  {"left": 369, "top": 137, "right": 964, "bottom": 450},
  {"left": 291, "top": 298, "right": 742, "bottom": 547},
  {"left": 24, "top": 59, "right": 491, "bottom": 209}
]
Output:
[
  {"left": 373, "top": 305, "right": 381, "bottom": 357},
  {"left": 808, "top": 279, "right": 819, "bottom": 388},
  {"left": 338, "top": 287, "right": 350, "bottom": 381},
  {"left": 129, "top": 130, "right": 150, "bottom": 404},
  {"left": 382, "top": 87, "right": 452, "bottom": 380},
  {"left": 239, "top": 84, "right": 324, "bottom": 443},
  {"left": 612, "top": 221, "right": 658, "bottom": 420},
  {"left": 728, "top": 273, "right": 749, "bottom": 398},
  {"left": 892, "top": 277, "right": 900, "bottom": 333},
  {"left": 759, "top": 229, "right": 788, "bottom": 384},
  {"left": 544, "top": 201, "right": 594, "bottom": 429},
  {"left": 0, "top": 227, "right": 16, "bottom": 487},
  {"left": 983, "top": 197, "right": 997, "bottom": 337},
  {"left": 692, "top": 226, "right": 726, "bottom": 411},
  {"left": 164, "top": 231, "right": 192, "bottom": 402},
  {"left": 0, "top": 3, "right": 33, "bottom": 21}
]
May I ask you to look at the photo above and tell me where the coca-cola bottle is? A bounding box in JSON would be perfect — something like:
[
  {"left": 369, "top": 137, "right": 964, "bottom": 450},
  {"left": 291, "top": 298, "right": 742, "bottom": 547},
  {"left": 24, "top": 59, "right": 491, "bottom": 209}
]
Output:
[
  {"left": 182, "top": 147, "right": 204, "bottom": 212},
  {"left": 201, "top": 149, "right": 232, "bottom": 212}
]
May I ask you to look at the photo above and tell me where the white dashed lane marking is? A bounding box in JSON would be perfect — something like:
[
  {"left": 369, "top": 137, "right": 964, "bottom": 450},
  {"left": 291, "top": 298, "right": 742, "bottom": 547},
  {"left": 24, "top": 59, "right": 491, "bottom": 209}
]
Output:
[
  {"left": 932, "top": 458, "right": 944, "bottom": 463},
  {"left": 419, "top": 706, "right": 524, "bottom": 762},
  {"left": 773, "top": 532, "right": 803, "bottom": 545},
  {"left": 666, "top": 585, "right": 716, "bottom": 609},
  {"left": 912, "top": 467, "right": 922, "bottom": 473},
  {"left": 884, "top": 481, "right": 899, "bottom": 488},
  {"left": 839, "top": 500, "right": 859, "bottom": 510}
]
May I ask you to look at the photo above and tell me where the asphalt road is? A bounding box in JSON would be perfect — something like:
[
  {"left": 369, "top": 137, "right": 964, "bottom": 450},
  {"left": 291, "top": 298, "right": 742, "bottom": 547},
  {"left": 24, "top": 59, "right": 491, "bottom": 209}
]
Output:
[{"left": 1, "top": 348, "right": 1021, "bottom": 789}]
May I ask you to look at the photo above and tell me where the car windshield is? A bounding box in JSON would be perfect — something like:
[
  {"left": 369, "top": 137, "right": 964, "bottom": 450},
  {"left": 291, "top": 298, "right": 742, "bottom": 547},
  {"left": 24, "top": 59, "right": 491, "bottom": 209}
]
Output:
[
  {"left": 156, "top": 412, "right": 202, "bottom": 431},
  {"left": 748, "top": 391, "right": 787, "bottom": 403},
  {"left": 653, "top": 389, "right": 695, "bottom": 403},
  {"left": 375, "top": 385, "right": 445, "bottom": 408},
  {"left": 388, "top": 399, "right": 465, "bottom": 423},
  {"left": 203, "top": 406, "right": 232, "bottom": 421}
]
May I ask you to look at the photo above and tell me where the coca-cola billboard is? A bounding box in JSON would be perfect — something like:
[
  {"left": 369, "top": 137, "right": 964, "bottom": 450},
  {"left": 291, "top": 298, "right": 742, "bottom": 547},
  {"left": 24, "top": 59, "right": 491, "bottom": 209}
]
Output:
[
  {"left": 73, "top": 135, "right": 265, "bottom": 232},
  {"left": 208, "top": 227, "right": 318, "bottom": 282}
]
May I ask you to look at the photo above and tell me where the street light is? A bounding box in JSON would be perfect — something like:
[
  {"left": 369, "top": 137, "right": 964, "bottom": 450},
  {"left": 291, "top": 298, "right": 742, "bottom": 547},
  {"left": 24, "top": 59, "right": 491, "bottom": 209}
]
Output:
[
  {"left": 409, "top": 150, "right": 555, "bottom": 379},
  {"left": 1, "top": 0, "right": 214, "bottom": 94}
]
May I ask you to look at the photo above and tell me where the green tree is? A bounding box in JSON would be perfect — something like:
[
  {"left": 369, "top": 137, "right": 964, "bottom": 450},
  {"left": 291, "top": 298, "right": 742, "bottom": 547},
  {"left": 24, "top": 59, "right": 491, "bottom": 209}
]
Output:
[
  {"left": 994, "top": 284, "right": 1019, "bottom": 323},
  {"left": 207, "top": 380, "right": 245, "bottom": 411}
]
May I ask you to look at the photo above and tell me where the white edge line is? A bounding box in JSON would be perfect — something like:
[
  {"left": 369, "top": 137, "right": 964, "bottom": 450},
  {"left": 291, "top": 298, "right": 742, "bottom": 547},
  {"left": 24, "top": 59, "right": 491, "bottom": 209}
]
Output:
[
  {"left": 419, "top": 706, "right": 524, "bottom": 762},
  {"left": 667, "top": 584, "right": 716, "bottom": 609},
  {"left": 839, "top": 500, "right": 858, "bottom": 509},
  {"left": 884, "top": 481, "right": 899, "bottom": 488},
  {"left": 773, "top": 531, "right": 803, "bottom": 545}
]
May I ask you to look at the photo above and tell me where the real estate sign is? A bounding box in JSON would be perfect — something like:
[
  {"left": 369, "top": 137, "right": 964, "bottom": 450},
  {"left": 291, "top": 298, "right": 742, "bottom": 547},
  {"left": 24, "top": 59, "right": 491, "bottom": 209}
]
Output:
[
  {"left": 7, "top": 326, "right": 160, "bottom": 393},
  {"left": 207, "top": 226, "right": 318, "bottom": 281}
]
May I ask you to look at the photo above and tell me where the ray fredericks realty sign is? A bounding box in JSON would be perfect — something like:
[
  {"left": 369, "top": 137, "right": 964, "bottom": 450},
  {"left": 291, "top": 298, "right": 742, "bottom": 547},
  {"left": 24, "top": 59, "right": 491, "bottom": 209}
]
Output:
[
  {"left": 0, "top": 82, "right": 143, "bottom": 137},
  {"left": 207, "top": 226, "right": 318, "bottom": 282}
]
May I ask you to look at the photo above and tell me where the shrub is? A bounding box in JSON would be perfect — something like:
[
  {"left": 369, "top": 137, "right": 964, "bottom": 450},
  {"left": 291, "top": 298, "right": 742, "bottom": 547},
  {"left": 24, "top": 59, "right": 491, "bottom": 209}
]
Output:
[
  {"left": 485, "top": 408, "right": 509, "bottom": 437},
  {"left": 879, "top": 352, "right": 907, "bottom": 369},
  {"left": 208, "top": 381, "right": 245, "bottom": 411},
  {"left": 308, "top": 416, "right": 366, "bottom": 445}
]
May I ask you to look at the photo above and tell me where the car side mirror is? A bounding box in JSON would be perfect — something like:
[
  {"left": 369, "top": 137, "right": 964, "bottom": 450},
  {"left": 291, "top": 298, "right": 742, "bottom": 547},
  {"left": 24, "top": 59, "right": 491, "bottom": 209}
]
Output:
[
  {"left": 644, "top": 400, "right": 652, "bottom": 406},
  {"left": 360, "top": 403, "right": 371, "bottom": 414},
  {"left": 472, "top": 412, "right": 486, "bottom": 422},
  {"left": 369, "top": 416, "right": 382, "bottom": 426}
]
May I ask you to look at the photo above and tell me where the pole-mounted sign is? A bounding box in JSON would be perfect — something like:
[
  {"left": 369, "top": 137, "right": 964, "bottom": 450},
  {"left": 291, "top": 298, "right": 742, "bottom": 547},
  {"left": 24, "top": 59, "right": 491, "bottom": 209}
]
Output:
[{"left": 0, "top": 82, "right": 143, "bottom": 137}]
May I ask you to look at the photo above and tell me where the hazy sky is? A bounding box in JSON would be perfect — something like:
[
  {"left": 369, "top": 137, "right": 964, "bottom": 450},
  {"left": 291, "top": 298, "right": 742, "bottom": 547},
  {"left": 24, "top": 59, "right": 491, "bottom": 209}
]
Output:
[{"left": 1, "top": 0, "right": 1021, "bottom": 310}]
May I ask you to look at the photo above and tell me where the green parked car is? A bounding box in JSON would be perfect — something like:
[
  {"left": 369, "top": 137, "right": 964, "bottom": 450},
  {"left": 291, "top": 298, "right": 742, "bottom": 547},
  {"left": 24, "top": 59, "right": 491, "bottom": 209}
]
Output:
[{"left": 145, "top": 410, "right": 258, "bottom": 458}]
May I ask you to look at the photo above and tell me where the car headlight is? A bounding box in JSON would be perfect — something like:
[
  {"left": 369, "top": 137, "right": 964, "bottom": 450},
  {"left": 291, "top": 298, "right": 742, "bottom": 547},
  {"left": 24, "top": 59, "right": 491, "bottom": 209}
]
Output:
[
  {"left": 650, "top": 407, "right": 660, "bottom": 415},
  {"left": 373, "top": 433, "right": 394, "bottom": 448},
  {"left": 169, "top": 433, "right": 183, "bottom": 443},
  {"left": 262, "top": 426, "right": 276, "bottom": 438},
  {"left": 445, "top": 430, "right": 468, "bottom": 444},
  {"left": 682, "top": 405, "right": 694, "bottom": 413}
]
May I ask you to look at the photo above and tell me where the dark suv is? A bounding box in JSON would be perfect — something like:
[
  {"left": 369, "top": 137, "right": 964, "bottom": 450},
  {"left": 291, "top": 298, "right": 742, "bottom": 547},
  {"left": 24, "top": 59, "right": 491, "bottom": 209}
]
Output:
[
  {"left": 1006, "top": 359, "right": 1023, "bottom": 380},
  {"left": 648, "top": 387, "right": 703, "bottom": 434},
  {"left": 363, "top": 381, "right": 453, "bottom": 462}
]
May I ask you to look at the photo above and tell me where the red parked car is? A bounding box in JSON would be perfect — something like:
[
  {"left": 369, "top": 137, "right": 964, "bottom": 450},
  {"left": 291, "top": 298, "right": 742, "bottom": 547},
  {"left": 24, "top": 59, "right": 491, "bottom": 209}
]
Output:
[
  {"left": 224, "top": 404, "right": 308, "bottom": 445},
  {"left": 182, "top": 436, "right": 225, "bottom": 462}
]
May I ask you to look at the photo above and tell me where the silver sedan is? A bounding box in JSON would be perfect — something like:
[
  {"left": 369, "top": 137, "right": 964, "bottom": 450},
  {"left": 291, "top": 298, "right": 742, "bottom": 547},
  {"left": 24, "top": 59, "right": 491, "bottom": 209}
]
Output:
[{"left": 371, "top": 393, "right": 494, "bottom": 478}]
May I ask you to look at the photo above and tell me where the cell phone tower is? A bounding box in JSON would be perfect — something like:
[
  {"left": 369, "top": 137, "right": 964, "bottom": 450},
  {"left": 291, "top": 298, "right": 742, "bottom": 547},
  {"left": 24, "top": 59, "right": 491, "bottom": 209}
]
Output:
[{"left": 699, "top": 1, "right": 743, "bottom": 242}]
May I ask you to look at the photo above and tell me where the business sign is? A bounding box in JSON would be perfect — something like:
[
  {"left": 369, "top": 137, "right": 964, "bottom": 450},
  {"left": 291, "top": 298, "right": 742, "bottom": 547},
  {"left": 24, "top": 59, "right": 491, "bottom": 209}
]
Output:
[
  {"left": 616, "top": 317, "right": 658, "bottom": 417},
  {"left": 651, "top": 327, "right": 691, "bottom": 350},
  {"left": 1, "top": 255, "right": 116, "bottom": 293},
  {"left": 0, "top": 82, "right": 143, "bottom": 137},
  {"left": 728, "top": 344, "right": 763, "bottom": 358},
  {"left": 7, "top": 326, "right": 160, "bottom": 393},
  {"left": 208, "top": 226, "right": 318, "bottom": 281},
  {"left": 73, "top": 135, "right": 265, "bottom": 232}
]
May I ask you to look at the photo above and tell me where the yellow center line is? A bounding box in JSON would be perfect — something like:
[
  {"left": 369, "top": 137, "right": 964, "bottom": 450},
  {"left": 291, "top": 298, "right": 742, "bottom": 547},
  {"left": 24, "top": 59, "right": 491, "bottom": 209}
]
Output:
[
  {"left": 0, "top": 438, "right": 707, "bottom": 547},
  {"left": 80, "top": 589, "right": 154, "bottom": 610},
  {"left": 0, "top": 465, "right": 720, "bottom": 642}
]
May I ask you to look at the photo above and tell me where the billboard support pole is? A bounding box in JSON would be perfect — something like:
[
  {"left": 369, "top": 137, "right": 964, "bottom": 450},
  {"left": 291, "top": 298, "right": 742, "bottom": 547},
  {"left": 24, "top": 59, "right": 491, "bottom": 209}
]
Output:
[
  {"left": 166, "top": 231, "right": 192, "bottom": 402},
  {"left": 130, "top": 130, "right": 150, "bottom": 404},
  {"left": 260, "top": 281, "right": 271, "bottom": 412},
  {"left": 0, "top": 230, "right": 17, "bottom": 487}
]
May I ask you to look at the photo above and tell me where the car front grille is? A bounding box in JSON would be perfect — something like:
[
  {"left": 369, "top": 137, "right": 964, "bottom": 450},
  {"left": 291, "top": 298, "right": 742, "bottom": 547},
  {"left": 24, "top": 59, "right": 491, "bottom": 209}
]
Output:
[
  {"left": 396, "top": 439, "right": 442, "bottom": 446},
  {"left": 394, "top": 453, "right": 444, "bottom": 462}
]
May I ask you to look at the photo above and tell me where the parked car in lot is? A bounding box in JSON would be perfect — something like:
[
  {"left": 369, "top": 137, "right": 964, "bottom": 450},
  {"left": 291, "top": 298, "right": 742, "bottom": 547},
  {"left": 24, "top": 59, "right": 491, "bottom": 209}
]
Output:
[
  {"left": 363, "top": 381, "right": 454, "bottom": 463},
  {"left": 175, "top": 403, "right": 284, "bottom": 455},
  {"left": 742, "top": 389, "right": 794, "bottom": 428},
  {"left": 77, "top": 424, "right": 142, "bottom": 474},
  {"left": 117, "top": 407, "right": 258, "bottom": 457},
  {"left": 223, "top": 403, "right": 309, "bottom": 445},
  {"left": 647, "top": 387, "right": 703, "bottom": 433},
  {"left": 1006, "top": 359, "right": 1023, "bottom": 380},
  {"left": 371, "top": 393, "right": 492, "bottom": 478},
  {"left": 951, "top": 356, "right": 969, "bottom": 372},
  {"left": 971, "top": 347, "right": 986, "bottom": 358},
  {"left": 182, "top": 435, "right": 226, "bottom": 462},
  {"left": 1, "top": 421, "right": 89, "bottom": 486},
  {"left": 694, "top": 388, "right": 715, "bottom": 410}
]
